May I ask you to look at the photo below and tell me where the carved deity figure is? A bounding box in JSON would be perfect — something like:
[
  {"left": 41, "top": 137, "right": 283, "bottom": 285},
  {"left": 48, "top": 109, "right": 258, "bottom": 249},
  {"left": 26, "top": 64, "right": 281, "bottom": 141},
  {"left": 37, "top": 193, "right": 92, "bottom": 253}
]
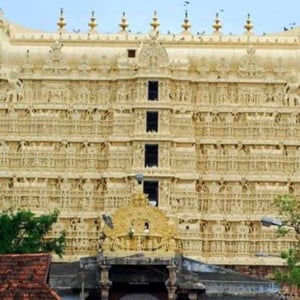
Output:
[
  {"left": 0, "top": 140, "right": 9, "bottom": 165},
  {"left": 138, "top": 33, "right": 169, "bottom": 70},
  {"left": 160, "top": 143, "right": 169, "bottom": 167},
  {"left": 239, "top": 45, "right": 264, "bottom": 78},
  {"left": 82, "top": 179, "right": 94, "bottom": 209},
  {"left": 216, "top": 57, "right": 229, "bottom": 78},
  {"left": 159, "top": 180, "right": 170, "bottom": 207},
  {"left": 160, "top": 110, "right": 169, "bottom": 132},
  {"left": 60, "top": 178, "right": 71, "bottom": 207},
  {"left": 7, "top": 78, "right": 23, "bottom": 103},
  {"left": 78, "top": 54, "right": 91, "bottom": 74},
  {"left": 44, "top": 41, "right": 69, "bottom": 73},
  {"left": 284, "top": 74, "right": 300, "bottom": 106},
  {"left": 135, "top": 110, "right": 145, "bottom": 131},
  {"left": 135, "top": 143, "right": 144, "bottom": 166}
]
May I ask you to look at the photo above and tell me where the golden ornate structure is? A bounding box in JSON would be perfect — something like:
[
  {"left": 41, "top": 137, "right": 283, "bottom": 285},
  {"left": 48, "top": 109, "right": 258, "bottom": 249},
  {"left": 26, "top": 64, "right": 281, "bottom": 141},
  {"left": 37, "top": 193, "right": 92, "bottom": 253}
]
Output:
[
  {"left": 102, "top": 191, "right": 178, "bottom": 257},
  {"left": 0, "top": 10, "right": 299, "bottom": 267}
]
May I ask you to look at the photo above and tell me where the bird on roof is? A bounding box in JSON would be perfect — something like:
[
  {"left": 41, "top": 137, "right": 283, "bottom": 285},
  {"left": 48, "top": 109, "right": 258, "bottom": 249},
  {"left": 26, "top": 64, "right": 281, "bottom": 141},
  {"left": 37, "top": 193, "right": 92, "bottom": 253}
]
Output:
[{"left": 102, "top": 213, "right": 113, "bottom": 229}]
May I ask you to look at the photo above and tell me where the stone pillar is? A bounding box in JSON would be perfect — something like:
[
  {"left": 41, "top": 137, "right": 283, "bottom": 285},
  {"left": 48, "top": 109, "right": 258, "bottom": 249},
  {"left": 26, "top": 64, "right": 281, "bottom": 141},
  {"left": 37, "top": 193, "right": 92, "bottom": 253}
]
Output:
[
  {"left": 166, "top": 265, "right": 177, "bottom": 300},
  {"left": 99, "top": 264, "right": 111, "bottom": 300}
]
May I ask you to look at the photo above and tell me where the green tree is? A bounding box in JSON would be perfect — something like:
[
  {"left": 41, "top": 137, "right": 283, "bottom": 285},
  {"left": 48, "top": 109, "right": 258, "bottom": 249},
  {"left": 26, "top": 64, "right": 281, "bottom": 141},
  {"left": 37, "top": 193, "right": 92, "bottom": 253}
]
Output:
[
  {"left": 273, "top": 195, "right": 300, "bottom": 288},
  {"left": 0, "top": 209, "right": 66, "bottom": 257}
]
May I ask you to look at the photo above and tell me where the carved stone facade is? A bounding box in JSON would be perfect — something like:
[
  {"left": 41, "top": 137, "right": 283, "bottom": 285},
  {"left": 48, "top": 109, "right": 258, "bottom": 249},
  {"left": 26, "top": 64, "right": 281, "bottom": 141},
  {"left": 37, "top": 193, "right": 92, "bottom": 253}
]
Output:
[{"left": 1, "top": 12, "right": 300, "bottom": 265}]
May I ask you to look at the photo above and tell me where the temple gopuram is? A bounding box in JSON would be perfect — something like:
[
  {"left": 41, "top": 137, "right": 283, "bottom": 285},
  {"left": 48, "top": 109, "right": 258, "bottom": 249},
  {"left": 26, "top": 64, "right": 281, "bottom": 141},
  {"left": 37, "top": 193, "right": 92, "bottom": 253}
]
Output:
[{"left": 0, "top": 8, "right": 299, "bottom": 280}]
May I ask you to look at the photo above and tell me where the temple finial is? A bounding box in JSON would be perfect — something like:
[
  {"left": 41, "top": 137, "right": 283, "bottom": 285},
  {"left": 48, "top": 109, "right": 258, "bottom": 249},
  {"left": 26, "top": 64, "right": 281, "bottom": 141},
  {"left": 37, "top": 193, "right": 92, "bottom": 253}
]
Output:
[
  {"left": 150, "top": 11, "right": 160, "bottom": 31},
  {"left": 181, "top": 10, "right": 191, "bottom": 33},
  {"left": 244, "top": 13, "right": 254, "bottom": 34},
  {"left": 212, "top": 13, "right": 222, "bottom": 34},
  {"left": 119, "top": 12, "right": 129, "bottom": 33},
  {"left": 88, "top": 11, "right": 97, "bottom": 32},
  {"left": 57, "top": 8, "right": 66, "bottom": 32}
]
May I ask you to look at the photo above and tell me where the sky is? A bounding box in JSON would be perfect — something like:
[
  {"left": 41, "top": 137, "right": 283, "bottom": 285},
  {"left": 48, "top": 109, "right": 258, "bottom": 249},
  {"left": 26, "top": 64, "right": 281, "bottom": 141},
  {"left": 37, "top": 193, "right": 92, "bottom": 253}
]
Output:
[{"left": 1, "top": 0, "right": 300, "bottom": 36}]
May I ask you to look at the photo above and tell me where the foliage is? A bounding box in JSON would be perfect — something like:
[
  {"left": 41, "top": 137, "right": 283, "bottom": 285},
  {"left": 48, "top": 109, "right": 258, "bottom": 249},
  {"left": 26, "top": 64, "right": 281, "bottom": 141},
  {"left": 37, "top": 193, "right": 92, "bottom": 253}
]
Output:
[
  {"left": 274, "top": 195, "right": 300, "bottom": 235},
  {"left": 273, "top": 195, "right": 300, "bottom": 287},
  {"left": 0, "top": 209, "right": 66, "bottom": 257}
]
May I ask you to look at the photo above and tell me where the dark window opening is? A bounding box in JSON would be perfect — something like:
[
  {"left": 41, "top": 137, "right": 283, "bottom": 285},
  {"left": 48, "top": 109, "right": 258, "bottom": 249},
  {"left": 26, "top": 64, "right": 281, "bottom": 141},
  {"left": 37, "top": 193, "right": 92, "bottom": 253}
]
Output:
[
  {"left": 144, "top": 222, "right": 149, "bottom": 233},
  {"left": 127, "top": 49, "right": 136, "bottom": 58},
  {"left": 146, "top": 111, "right": 158, "bottom": 132},
  {"left": 145, "top": 144, "right": 158, "bottom": 167},
  {"left": 143, "top": 181, "right": 158, "bottom": 206},
  {"left": 148, "top": 81, "right": 159, "bottom": 100}
]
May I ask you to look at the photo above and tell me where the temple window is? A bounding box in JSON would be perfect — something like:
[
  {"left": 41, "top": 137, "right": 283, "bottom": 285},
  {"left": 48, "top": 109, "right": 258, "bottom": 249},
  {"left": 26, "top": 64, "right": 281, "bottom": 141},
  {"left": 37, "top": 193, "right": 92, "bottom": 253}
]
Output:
[
  {"left": 146, "top": 111, "right": 158, "bottom": 132},
  {"left": 145, "top": 144, "right": 158, "bottom": 167},
  {"left": 127, "top": 49, "right": 136, "bottom": 58},
  {"left": 143, "top": 181, "right": 158, "bottom": 206},
  {"left": 148, "top": 81, "right": 159, "bottom": 100}
]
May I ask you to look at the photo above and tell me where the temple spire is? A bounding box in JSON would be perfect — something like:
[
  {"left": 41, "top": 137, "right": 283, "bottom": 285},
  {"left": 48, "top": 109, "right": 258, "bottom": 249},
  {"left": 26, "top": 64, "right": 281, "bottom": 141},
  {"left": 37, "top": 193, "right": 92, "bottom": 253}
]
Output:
[
  {"left": 88, "top": 11, "right": 97, "bottom": 32},
  {"left": 181, "top": 10, "right": 191, "bottom": 34},
  {"left": 150, "top": 11, "right": 160, "bottom": 31},
  {"left": 244, "top": 13, "right": 254, "bottom": 34},
  {"left": 212, "top": 13, "right": 222, "bottom": 34},
  {"left": 119, "top": 12, "right": 129, "bottom": 33},
  {"left": 57, "top": 8, "right": 66, "bottom": 32}
]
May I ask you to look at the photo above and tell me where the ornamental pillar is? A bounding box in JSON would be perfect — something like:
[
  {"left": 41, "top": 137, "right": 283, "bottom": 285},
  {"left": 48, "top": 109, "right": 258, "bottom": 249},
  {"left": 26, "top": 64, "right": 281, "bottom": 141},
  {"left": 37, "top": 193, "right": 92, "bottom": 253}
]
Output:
[
  {"left": 166, "top": 264, "right": 177, "bottom": 300},
  {"left": 99, "top": 264, "right": 111, "bottom": 300}
]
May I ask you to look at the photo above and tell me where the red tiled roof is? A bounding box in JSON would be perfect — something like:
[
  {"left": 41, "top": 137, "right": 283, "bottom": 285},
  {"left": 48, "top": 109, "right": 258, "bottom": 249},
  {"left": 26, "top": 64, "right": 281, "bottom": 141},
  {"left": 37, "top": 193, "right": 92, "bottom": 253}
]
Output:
[
  {"left": 0, "top": 253, "right": 61, "bottom": 300},
  {"left": 0, "top": 280, "right": 61, "bottom": 300}
]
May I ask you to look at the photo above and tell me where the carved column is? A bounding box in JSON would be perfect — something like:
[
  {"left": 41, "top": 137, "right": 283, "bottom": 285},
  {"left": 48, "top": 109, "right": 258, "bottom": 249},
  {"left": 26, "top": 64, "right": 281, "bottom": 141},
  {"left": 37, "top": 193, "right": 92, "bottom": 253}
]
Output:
[
  {"left": 166, "top": 265, "right": 177, "bottom": 300},
  {"left": 99, "top": 264, "right": 111, "bottom": 300}
]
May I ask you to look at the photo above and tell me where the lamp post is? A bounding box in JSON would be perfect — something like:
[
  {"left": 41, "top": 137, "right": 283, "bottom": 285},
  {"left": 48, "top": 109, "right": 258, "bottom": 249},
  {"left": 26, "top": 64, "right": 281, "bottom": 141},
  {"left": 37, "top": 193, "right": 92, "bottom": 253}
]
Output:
[
  {"left": 261, "top": 216, "right": 300, "bottom": 235},
  {"left": 135, "top": 173, "right": 144, "bottom": 194},
  {"left": 135, "top": 173, "right": 144, "bottom": 185},
  {"left": 261, "top": 216, "right": 300, "bottom": 299},
  {"left": 261, "top": 216, "right": 283, "bottom": 228}
]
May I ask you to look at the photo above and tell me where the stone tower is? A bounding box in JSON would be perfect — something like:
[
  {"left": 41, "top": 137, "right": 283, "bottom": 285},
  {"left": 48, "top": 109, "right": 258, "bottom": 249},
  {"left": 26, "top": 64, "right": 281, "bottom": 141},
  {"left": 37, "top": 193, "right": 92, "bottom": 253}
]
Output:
[{"left": 0, "top": 10, "right": 298, "bottom": 270}]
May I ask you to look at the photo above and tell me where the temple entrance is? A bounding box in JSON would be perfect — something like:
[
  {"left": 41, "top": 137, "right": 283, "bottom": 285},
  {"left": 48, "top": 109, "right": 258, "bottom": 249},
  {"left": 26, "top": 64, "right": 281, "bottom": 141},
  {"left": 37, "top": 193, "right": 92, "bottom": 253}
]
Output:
[
  {"left": 120, "top": 294, "right": 160, "bottom": 300},
  {"left": 99, "top": 192, "right": 179, "bottom": 300},
  {"left": 111, "top": 283, "right": 166, "bottom": 300},
  {"left": 108, "top": 265, "right": 168, "bottom": 300}
]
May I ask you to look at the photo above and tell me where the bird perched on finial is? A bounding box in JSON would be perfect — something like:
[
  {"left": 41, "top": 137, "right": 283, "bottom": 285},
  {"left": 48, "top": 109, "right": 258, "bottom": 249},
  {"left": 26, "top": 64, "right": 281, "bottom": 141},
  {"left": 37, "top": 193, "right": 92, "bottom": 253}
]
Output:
[{"left": 184, "top": 1, "right": 190, "bottom": 6}]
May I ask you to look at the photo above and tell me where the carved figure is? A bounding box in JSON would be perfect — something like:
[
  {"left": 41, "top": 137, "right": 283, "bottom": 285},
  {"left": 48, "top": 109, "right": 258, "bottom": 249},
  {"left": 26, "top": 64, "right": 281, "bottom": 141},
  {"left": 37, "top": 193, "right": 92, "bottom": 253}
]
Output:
[{"left": 284, "top": 74, "right": 300, "bottom": 106}]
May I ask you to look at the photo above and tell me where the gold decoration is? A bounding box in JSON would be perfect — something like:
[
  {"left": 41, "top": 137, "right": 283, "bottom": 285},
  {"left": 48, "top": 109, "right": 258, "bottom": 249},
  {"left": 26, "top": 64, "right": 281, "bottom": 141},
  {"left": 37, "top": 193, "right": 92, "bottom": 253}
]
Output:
[
  {"left": 102, "top": 192, "right": 178, "bottom": 257},
  {"left": 212, "top": 13, "right": 222, "bottom": 33},
  {"left": 119, "top": 12, "right": 128, "bottom": 32},
  {"left": 181, "top": 10, "right": 191, "bottom": 33},
  {"left": 244, "top": 13, "right": 253, "bottom": 33},
  {"left": 150, "top": 11, "right": 160, "bottom": 31},
  {"left": 57, "top": 8, "right": 66, "bottom": 31},
  {"left": 88, "top": 11, "right": 97, "bottom": 32}
]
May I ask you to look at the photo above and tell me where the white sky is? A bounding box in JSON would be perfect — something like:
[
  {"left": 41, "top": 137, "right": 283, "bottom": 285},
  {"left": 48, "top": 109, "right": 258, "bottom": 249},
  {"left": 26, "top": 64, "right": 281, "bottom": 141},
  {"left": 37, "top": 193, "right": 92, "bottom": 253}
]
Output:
[{"left": 1, "top": 0, "right": 300, "bottom": 35}]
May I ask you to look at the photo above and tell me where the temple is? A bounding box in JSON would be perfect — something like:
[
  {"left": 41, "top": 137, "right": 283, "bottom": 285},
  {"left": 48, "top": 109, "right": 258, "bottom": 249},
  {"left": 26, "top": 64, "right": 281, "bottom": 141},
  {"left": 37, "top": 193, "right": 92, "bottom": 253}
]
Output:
[{"left": 0, "top": 8, "right": 299, "bottom": 279}]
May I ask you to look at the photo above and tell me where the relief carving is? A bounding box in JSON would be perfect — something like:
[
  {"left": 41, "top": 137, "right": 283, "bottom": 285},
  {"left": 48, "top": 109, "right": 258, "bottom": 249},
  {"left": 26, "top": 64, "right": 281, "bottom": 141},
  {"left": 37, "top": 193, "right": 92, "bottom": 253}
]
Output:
[
  {"left": 78, "top": 54, "right": 91, "bottom": 74},
  {"left": 238, "top": 45, "right": 264, "bottom": 78},
  {"left": 138, "top": 33, "right": 169, "bottom": 70},
  {"left": 44, "top": 41, "right": 69, "bottom": 74},
  {"left": 284, "top": 73, "right": 300, "bottom": 106},
  {"left": 216, "top": 57, "right": 229, "bottom": 78},
  {"left": 102, "top": 192, "right": 178, "bottom": 256},
  {"left": 21, "top": 50, "right": 34, "bottom": 74}
]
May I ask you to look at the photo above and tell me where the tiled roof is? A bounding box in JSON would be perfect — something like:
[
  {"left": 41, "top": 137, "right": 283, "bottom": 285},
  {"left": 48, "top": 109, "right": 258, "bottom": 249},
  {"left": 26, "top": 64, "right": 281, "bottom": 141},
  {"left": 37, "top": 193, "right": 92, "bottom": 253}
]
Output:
[{"left": 0, "top": 253, "right": 61, "bottom": 300}]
